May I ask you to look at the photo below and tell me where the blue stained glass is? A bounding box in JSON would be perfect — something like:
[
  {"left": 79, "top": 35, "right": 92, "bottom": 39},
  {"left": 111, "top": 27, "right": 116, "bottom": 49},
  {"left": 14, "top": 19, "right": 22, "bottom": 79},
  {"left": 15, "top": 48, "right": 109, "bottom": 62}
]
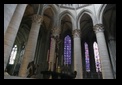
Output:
[
  {"left": 84, "top": 42, "right": 90, "bottom": 72},
  {"left": 64, "top": 35, "right": 71, "bottom": 65}
]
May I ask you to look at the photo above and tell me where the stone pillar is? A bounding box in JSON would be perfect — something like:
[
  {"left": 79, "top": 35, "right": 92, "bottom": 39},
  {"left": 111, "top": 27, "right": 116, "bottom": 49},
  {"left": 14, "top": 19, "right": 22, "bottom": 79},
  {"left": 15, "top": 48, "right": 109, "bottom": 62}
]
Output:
[
  {"left": 72, "top": 29, "right": 83, "bottom": 79},
  {"left": 48, "top": 37, "right": 56, "bottom": 72},
  {"left": 93, "top": 24, "right": 114, "bottom": 79},
  {"left": 48, "top": 28, "right": 60, "bottom": 72},
  {"left": 18, "top": 14, "right": 43, "bottom": 77},
  {"left": 4, "top": 4, "right": 17, "bottom": 35},
  {"left": 4, "top": 4, "right": 27, "bottom": 71},
  {"left": 108, "top": 36, "right": 116, "bottom": 78}
]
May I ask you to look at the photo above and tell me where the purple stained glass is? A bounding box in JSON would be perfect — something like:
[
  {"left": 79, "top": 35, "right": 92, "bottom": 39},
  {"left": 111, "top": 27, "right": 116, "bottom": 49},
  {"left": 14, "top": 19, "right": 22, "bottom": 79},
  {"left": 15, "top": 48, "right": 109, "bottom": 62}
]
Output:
[
  {"left": 93, "top": 42, "right": 101, "bottom": 72},
  {"left": 64, "top": 35, "right": 71, "bottom": 65},
  {"left": 84, "top": 42, "right": 90, "bottom": 72}
]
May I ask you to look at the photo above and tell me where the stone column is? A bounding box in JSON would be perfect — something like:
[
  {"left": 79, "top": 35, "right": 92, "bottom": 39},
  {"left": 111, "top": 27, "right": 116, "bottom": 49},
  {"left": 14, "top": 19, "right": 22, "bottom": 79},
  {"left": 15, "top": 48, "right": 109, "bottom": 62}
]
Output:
[
  {"left": 108, "top": 36, "right": 116, "bottom": 78},
  {"left": 93, "top": 24, "right": 114, "bottom": 79},
  {"left": 72, "top": 29, "right": 83, "bottom": 79},
  {"left": 4, "top": 4, "right": 17, "bottom": 35},
  {"left": 18, "top": 14, "right": 43, "bottom": 77},
  {"left": 4, "top": 4, "right": 27, "bottom": 71},
  {"left": 48, "top": 28, "right": 60, "bottom": 72}
]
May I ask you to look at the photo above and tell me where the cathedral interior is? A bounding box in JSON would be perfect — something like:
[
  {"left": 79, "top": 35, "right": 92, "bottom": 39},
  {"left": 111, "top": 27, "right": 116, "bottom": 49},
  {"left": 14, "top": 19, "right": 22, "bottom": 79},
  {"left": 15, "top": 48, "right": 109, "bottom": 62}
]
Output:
[{"left": 4, "top": 4, "right": 116, "bottom": 79}]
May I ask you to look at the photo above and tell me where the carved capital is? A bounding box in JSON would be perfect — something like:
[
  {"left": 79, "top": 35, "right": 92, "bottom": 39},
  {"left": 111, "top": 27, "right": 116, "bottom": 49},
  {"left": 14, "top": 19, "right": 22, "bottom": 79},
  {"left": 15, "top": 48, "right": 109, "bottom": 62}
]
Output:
[
  {"left": 72, "top": 29, "right": 81, "bottom": 38},
  {"left": 93, "top": 24, "right": 104, "bottom": 33},
  {"left": 32, "top": 14, "right": 43, "bottom": 24},
  {"left": 51, "top": 27, "right": 61, "bottom": 38}
]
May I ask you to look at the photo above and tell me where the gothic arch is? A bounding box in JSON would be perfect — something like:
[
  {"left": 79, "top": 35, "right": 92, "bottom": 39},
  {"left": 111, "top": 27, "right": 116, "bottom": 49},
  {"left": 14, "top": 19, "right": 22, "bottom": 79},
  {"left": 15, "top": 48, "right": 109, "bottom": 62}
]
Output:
[
  {"left": 41, "top": 4, "right": 58, "bottom": 31},
  {"left": 59, "top": 10, "right": 75, "bottom": 20},
  {"left": 98, "top": 4, "right": 107, "bottom": 24},
  {"left": 77, "top": 9, "right": 94, "bottom": 30},
  {"left": 59, "top": 10, "right": 74, "bottom": 30},
  {"left": 42, "top": 4, "right": 58, "bottom": 17},
  {"left": 24, "top": 4, "right": 42, "bottom": 15}
]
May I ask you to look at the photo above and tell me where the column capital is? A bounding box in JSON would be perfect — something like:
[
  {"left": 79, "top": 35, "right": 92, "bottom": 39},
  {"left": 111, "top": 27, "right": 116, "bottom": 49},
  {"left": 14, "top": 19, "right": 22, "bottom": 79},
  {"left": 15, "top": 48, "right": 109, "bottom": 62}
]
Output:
[
  {"left": 32, "top": 14, "right": 43, "bottom": 24},
  {"left": 72, "top": 29, "right": 81, "bottom": 38},
  {"left": 51, "top": 27, "right": 61, "bottom": 39},
  {"left": 93, "top": 24, "right": 104, "bottom": 33}
]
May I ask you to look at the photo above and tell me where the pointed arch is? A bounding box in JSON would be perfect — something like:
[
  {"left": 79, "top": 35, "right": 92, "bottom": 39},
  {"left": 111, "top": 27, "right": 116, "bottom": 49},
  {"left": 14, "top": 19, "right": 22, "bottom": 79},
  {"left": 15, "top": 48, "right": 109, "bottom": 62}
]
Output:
[
  {"left": 98, "top": 4, "right": 107, "bottom": 24},
  {"left": 42, "top": 4, "right": 58, "bottom": 31},
  {"left": 42, "top": 4, "right": 58, "bottom": 17},
  {"left": 59, "top": 10, "right": 74, "bottom": 29},
  {"left": 59, "top": 10, "right": 75, "bottom": 20},
  {"left": 77, "top": 9, "right": 95, "bottom": 29}
]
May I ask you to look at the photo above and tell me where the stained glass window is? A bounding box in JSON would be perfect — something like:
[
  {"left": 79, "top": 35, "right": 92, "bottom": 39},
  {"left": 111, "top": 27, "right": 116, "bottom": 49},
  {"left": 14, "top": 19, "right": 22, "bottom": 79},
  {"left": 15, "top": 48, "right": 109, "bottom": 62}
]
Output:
[
  {"left": 93, "top": 42, "right": 101, "bottom": 72},
  {"left": 84, "top": 42, "right": 90, "bottom": 72},
  {"left": 9, "top": 45, "right": 17, "bottom": 64},
  {"left": 64, "top": 35, "right": 71, "bottom": 65}
]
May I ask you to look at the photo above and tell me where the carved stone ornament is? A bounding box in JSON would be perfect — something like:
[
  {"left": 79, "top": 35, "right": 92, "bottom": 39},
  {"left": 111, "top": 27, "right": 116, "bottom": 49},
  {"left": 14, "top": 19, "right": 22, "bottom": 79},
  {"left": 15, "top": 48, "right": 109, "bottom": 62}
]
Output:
[
  {"left": 32, "top": 14, "right": 43, "bottom": 24},
  {"left": 93, "top": 24, "right": 104, "bottom": 33},
  {"left": 51, "top": 27, "right": 61, "bottom": 38},
  {"left": 72, "top": 29, "right": 81, "bottom": 38}
]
